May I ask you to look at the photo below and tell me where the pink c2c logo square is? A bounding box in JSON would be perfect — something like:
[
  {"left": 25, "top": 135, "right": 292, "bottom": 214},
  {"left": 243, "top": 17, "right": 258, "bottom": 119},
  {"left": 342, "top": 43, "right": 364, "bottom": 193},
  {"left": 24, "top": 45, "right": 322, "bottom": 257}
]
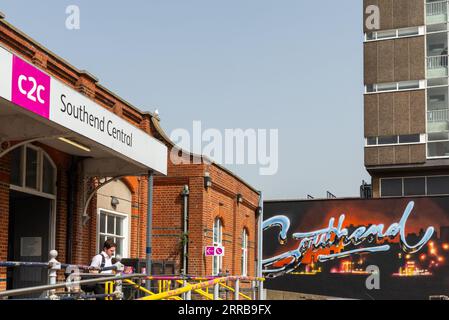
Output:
[{"left": 12, "top": 56, "right": 50, "bottom": 119}]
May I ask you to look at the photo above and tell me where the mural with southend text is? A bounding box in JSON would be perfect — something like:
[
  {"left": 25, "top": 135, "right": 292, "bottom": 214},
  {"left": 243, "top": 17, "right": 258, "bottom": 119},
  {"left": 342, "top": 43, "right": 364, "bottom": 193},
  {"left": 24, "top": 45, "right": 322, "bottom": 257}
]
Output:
[{"left": 263, "top": 197, "right": 449, "bottom": 300}]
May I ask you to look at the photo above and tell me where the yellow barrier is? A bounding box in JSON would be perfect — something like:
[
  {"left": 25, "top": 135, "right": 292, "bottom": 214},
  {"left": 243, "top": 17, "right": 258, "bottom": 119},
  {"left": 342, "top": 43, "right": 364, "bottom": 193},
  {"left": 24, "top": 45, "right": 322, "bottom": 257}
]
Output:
[
  {"left": 138, "top": 277, "right": 227, "bottom": 301},
  {"left": 218, "top": 282, "right": 252, "bottom": 300},
  {"left": 105, "top": 281, "right": 114, "bottom": 300},
  {"left": 175, "top": 280, "right": 215, "bottom": 300},
  {"left": 124, "top": 279, "right": 156, "bottom": 296},
  {"left": 124, "top": 279, "right": 182, "bottom": 300},
  {"left": 120, "top": 276, "right": 264, "bottom": 301}
]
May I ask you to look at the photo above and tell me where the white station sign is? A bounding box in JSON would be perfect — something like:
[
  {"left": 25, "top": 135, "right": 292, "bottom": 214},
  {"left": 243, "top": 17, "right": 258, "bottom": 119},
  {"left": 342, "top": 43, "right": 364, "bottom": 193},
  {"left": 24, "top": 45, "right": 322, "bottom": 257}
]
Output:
[{"left": 0, "top": 45, "right": 167, "bottom": 175}]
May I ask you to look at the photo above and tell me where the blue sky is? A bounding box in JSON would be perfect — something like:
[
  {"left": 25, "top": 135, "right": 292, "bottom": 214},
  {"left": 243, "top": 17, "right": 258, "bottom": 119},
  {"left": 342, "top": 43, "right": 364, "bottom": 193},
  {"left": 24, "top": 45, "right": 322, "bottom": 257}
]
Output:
[{"left": 1, "top": 0, "right": 370, "bottom": 199}]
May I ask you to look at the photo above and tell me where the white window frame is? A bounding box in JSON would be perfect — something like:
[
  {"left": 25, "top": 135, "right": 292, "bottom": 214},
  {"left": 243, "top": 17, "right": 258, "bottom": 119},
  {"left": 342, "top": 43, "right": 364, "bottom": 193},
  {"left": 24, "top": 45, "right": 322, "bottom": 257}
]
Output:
[
  {"left": 241, "top": 229, "right": 248, "bottom": 276},
  {"left": 364, "top": 26, "right": 425, "bottom": 42},
  {"left": 380, "top": 175, "right": 449, "bottom": 197},
  {"left": 427, "top": 139, "right": 449, "bottom": 159},
  {"left": 212, "top": 218, "right": 223, "bottom": 276},
  {"left": 427, "top": 81, "right": 449, "bottom": 88},
  {"left": 365, "top": 80, "right": 426, "bottom": 94},
  {"left": 97, "top": 208, "right": 130, "bottom": 258},
  {"left": 10, "top": 145, "right": 57, "bottom": 199},
  {"left": 9, "top": 144, "right": 57, "bottom": 257},
  {"left": 365, "top": 134, "right": 426, "bottom": 147},
  {"left": 426, "top": 81, "right": 449, "bottom": 159}
]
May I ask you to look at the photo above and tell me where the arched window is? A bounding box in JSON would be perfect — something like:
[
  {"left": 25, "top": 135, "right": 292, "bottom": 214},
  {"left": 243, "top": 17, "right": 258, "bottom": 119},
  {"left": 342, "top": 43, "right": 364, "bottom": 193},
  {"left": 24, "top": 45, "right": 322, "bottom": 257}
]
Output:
[
  {"left": 212, "top": 218, "right": 223, "bottom": 276},
  {"left": 241, "top": 229, "right": 248, "bottom": 276},
  {"left": 10, "top": 145, "right": 56, "bottom": 197}
]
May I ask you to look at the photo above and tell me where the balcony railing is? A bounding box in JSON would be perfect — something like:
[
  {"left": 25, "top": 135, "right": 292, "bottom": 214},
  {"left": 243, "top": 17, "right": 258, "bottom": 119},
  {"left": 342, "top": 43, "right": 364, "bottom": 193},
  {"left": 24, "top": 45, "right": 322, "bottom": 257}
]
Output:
[
  {"left": 427, "top": 1, "right": 448, "bottom": 16},
  {"left": 428, "top": 109, "right": 449, "bottom": 122},
  {"left": 427, "top": 55, "right": 449, "bottom": 69}
]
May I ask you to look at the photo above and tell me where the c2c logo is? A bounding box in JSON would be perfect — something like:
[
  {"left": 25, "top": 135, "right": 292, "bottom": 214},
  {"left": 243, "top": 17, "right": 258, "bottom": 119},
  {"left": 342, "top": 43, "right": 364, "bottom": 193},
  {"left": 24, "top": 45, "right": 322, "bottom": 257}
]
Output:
[
  {"left": 17, "top": 75, "right": 46, "bottom": 104},
  {"left": 12, "top": 56, "right": 50, "bottom": 119}
]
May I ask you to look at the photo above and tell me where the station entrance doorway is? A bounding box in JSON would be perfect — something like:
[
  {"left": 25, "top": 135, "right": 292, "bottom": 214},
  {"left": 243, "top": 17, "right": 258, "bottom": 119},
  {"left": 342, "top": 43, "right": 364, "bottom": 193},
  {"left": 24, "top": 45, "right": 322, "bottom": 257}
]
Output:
[
  {"left": 6, "top": 145, "right": 56, "bottom": 296},
  {"left": 7, "top": 191, "right": 52, "bottom": 293}
]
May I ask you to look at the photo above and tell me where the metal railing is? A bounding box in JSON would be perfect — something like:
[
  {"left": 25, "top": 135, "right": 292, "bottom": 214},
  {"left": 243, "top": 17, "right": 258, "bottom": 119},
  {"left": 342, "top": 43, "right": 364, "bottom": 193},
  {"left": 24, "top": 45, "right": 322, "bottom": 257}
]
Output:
[
  {"left": 428, "top": 109, "right": 449, "bottom": 122},
  {"left": 0, "top": 250, "right": 265, "bottom": 300},
  {"left": 427, "top": 1, "right": 448, "bottom": 16},
  {"left": 137, "top": 276, "right": 264, "bottom": 301},
  {"left": 0, "top": 250, "right": 127, "bottom": 300},
  {"left": 427, "top": 55, "right": 449, "bottom": 69}
]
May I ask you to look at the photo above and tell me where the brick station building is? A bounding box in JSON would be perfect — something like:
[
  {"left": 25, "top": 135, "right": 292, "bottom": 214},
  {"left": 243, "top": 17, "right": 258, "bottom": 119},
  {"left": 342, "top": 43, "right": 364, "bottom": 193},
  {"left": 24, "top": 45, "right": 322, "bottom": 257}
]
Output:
[
  {"left": 151, "top": 120, "right": 261, "bottom": 278},
  {"left": 0, "top": 14, "right": 261, "bottom": 292}
]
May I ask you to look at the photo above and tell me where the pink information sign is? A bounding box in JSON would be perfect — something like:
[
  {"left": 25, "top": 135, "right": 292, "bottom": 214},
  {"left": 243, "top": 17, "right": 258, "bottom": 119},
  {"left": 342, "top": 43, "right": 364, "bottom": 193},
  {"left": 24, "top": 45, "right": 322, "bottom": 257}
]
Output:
[
  {"left": 205, "top": 246, "right": 215, "bottom": 256},
  {"left": 11, "top": 55, "right": 50, "bottom": 119},
  {"left": 205, "top": 246, "right": 225, "bottom": 257}
]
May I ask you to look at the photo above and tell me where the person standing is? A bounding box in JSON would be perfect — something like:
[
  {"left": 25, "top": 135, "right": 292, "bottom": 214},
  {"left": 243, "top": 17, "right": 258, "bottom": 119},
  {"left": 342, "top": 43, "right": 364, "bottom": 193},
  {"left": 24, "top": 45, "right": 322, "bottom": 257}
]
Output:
[{"left": 90, "top": 239, "right": 117, "bottom": 299}]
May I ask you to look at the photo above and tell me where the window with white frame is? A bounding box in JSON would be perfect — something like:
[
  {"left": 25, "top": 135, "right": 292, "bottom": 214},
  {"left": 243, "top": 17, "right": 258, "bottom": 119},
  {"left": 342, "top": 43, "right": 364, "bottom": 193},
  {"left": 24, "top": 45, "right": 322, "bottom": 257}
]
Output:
[
  {"left": 380, "top": 176, "right": 449, "bottom": 197},
  {"left": 241, "top": 229, "right": 248, "bottom": 276},
  {"left": 98, "top": 209, "right": 129, "bottom": 258},
  {"left": 365, "top": 26, "right": 424, "bottom": 42},
  {"left": 10, "top": 145, "right": 56, "bottom": 196},
  {"left": 366, "top": 134, "right": 425, "bottom": 147},
  {"left": 427, "top": 84, "right": 449, "bottom": 158},
  {"left": 365, "top": 80, "right": 425, "bottom": 94},
  {"left": 212, "top": 218, "right": 223, "bottom": 276}
]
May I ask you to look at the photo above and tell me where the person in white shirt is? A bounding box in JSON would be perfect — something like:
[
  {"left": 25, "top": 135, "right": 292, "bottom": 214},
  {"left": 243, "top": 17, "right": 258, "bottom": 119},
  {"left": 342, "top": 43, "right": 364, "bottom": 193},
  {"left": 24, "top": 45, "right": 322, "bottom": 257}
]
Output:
[
  {"left": 90, "top": 239, "right": 116, "bottom": 274},
  {"left": 90, "top": 239, "right": 117, "bottom": 299}
]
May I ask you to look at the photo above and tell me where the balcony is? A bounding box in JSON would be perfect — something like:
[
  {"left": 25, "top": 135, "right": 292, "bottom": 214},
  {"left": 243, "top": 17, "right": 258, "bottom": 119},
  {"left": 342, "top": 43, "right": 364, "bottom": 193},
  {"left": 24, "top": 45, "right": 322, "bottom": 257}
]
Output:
[
  {"left": 427, "top": 1, "right": 448, "bottom": 25},
  {"left": 428, "top": 109, "right": 449, "bottom": 134},
  {"left": 428, "top": 109, "right": 449, "bottom": 122},
  {"left": 427, "top": 55, "right": 449, "bottom": 77}
]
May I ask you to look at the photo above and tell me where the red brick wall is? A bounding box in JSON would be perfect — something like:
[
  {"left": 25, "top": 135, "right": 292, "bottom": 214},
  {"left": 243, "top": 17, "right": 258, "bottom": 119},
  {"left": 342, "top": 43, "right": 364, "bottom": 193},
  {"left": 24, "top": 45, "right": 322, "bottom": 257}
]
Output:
[
  {"left": 152, "top": 158, "right": 260, "bottom": 277},
  {"left": 121, "top": 176, "right": 140, "bottom": 259},
  {"left": 138, "top": 176, "right": 148, "bottom": 260},
  {"left": 203, "top": 164, "right": 259, "bottom": 277},
  {"left": 185, "top": 176, "right": 206, "bottom": 275},
  {"left": 0, "top": 153, "right": 10, "bottom": 291},
  {"left": 152, "top": 178, "right": 185, "bottom": 267},
  {"left": 154, "top": 161, "right": 206, "bottom": 275},
  {"left": 73, "top": 178, "right": 101, "bottom": 266}
]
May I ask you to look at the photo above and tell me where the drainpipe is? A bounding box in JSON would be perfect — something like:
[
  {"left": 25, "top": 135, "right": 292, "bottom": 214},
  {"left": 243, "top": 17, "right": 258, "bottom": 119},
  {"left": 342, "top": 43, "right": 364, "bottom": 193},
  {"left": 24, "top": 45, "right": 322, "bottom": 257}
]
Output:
[
  {"left": 181, "top": 185, "right": 190, "bottom": 275},
  {"left": 257, "top": 191, "right": 264, "bottom": 300},
  {"left": 146, "top": 171, "right": 154, "bottom": 291},
  {"left": 66, "top": 156, "right": 78, "bottom": 264}
]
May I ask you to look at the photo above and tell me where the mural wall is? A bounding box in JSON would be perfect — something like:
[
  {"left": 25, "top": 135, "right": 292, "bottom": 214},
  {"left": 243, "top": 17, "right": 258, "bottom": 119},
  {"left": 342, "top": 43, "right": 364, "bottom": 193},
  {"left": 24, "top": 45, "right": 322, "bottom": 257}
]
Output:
[{"left": 263, "top": 197, "right": 449, "bottom": 300}]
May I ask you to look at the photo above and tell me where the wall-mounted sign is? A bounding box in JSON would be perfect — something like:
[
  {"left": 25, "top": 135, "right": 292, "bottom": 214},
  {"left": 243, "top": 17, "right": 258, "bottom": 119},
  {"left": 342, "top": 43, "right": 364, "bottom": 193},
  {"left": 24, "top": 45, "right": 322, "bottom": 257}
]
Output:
[
  {"left": 20, "top": 237, "right": 42, "bottom": 257},
  {"left": 205, "top": 246, "right": 225, "bottom": 257},
  {"left": 263, "top": 197, "right": 449, "bottom": 300},
  {"left": 0, "top": 45, "right": 167, "bottom": 175},
  {"left": 12, "top": 56, "right": 50, "bottom": 118}
]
